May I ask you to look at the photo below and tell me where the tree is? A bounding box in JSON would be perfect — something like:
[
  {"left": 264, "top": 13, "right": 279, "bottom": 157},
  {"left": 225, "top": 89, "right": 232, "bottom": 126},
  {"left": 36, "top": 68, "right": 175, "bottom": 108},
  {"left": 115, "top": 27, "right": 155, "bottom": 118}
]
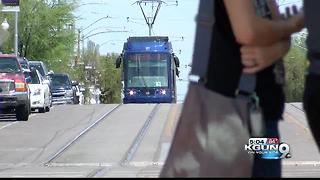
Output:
[
  {"left": 0, "top": 0, "right": 78, "bottom": 72},
  {"left": 98, "top": 53, "right": 122, "bottom": 104},
  {"left": 283, "top": 36, "right": 308, "bottom": 102}
]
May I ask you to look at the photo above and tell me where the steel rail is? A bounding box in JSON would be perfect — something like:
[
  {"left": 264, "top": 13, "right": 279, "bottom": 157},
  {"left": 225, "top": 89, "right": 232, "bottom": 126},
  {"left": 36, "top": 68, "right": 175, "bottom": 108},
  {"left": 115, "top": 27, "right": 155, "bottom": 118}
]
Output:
[
  {"left": 44, "top": 104, "right": 122, "bottom": 166},
  {"left": 120, "top": 104, "right": 160, "bottom": 166}
]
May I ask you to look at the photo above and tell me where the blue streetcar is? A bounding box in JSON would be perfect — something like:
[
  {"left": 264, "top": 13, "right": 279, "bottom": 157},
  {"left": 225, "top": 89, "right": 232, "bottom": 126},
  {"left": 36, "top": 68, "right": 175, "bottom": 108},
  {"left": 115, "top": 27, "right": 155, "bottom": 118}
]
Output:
[{"left": 116, "top": 36, "right": 180, "bottom": 104}]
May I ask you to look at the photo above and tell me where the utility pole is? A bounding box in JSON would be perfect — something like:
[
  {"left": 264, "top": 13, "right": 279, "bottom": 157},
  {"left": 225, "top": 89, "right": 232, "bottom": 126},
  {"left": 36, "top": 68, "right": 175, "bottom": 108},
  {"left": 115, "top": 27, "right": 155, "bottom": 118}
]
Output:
[
  {"left": 14, "top": 11, "right": 18, "bottom": 56},
  {"left": 74, "top": 16, "right": 111, "bottom": 66},
  {"left": 76, "top": 29, "right": 81, "bottom": 66},
  {"left": 133, "top": 0, "right": 178, "bottom": 36}
]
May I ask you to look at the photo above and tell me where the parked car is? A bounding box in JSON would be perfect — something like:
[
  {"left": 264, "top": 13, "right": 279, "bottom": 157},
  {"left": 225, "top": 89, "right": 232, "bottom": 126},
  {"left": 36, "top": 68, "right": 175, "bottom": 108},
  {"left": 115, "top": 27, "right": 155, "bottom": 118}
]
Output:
[
  {"left": 29, "top": 60, "right": 52, "bottom": 106},
  {"left": 29, "top": 61, "right": 49, "bottom": 78},
  {"left": 29, "top": 69, "right": 51, "bottom": 113},
  {"left": 0, "top": 54, "right": 30, "bottom": 121},
  {"left": 18, "top": 57, "right": 30, "bottom": 71},
  {"left": 50, "top": 73, "right": 76, "bottom": 105},
  {"left": 18, "top": 57, "right": 32, "bottom": 84}
]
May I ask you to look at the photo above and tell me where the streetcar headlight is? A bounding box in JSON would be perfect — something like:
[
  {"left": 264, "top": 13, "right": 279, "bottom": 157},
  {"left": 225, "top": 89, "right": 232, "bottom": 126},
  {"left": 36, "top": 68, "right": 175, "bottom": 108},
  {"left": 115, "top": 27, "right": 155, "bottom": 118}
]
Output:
[
  {"left": 160, "top": 89, "right": 166, "bottom": 95},
  {"left": 129, "top": 90, "right": 136, "bottom": 96}
]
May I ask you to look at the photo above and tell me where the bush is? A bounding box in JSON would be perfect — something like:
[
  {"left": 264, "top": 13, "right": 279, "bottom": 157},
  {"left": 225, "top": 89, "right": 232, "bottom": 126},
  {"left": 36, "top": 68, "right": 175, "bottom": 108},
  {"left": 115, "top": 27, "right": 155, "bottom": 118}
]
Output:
[{"left": 283, "top": 45, "right": 308, "bottom": 102}]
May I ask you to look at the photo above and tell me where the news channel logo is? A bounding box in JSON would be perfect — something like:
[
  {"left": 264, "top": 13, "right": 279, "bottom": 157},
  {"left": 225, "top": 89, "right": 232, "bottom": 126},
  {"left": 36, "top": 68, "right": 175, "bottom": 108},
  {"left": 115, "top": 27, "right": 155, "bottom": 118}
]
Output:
[{"left": 245, "top": 138, "right": 291, "bottom": 159}]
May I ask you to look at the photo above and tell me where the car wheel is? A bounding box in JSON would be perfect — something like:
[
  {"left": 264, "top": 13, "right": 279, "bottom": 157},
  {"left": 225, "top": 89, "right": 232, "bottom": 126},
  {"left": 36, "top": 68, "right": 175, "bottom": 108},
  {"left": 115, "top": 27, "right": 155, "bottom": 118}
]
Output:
[
  {"left": 75, "top": 96, "right": 80, "bottom": 104},
  {"left": 16, "top": 104, "right": 29, "bottom": 121},
  {"left": 45, "top": 105, "right": 50, "bottom": 112},
  {"left": 39, "top": 107, "right": 46, "bottom": 113}
]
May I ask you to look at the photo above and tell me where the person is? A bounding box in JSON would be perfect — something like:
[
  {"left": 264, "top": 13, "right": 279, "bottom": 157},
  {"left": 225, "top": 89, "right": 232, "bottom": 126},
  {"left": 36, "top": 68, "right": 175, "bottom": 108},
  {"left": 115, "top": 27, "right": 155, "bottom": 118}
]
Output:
[
  {"left": 206, "top": 0, "right": 303, "bottom": 177},
  {"left": 303, "top": 0, "right": 320, "bottom": 151}
]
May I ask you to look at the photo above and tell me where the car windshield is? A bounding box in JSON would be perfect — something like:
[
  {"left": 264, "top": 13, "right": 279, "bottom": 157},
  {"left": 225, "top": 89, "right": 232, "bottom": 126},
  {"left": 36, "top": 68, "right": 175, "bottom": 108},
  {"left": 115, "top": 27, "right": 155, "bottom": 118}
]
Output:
[
  {"left": 18, "top": 58, "right": 29, "bottom": 70},
  {"left": 30, "top": 71, "right": 40, "bottom": 84},
  {"left": 51, "top": 75, "right": 70, "bottom": 87},
  {"left": 20, "top": 63, "right": 29, "bottom": 70},
  {"left": 0, "top": 57, "right": 21, "bottom": 73},
  {"left": 29, "top": 63, "right": 46, "bottom": 76}
]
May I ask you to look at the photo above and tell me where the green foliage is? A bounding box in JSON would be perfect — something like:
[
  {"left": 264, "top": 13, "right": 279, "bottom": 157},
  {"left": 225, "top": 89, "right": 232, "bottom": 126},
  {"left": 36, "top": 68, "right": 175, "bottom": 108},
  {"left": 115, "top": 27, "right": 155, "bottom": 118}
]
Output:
[
  {"left": 283, "top": 45, "right": 308, "bottom": 102},
  {"left": 98, "top": 53, "right": 122, "bottom": 104},
  {"left": 0, "top": 0, "right": 77, "bottom": 72},
  {"left": 0, "top": 0, "right": 122, "bottom": 105}
]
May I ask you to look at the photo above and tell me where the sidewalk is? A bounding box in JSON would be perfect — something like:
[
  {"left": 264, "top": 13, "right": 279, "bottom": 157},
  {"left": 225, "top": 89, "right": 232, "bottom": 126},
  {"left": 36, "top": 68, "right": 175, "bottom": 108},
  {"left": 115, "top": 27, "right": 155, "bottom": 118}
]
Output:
[{"left": 281, "top": 103, "right": 320, "bottom": 177}]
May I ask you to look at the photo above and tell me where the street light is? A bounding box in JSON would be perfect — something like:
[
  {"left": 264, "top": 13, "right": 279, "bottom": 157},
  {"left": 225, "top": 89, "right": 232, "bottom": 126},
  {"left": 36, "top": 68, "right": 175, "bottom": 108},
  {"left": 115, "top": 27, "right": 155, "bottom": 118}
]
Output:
[
  {"left": 0, "top": 18, "right": 10, "bottom": 49},
  {"left": 82, "top": 26, "right": 123, "bottom": 39},
  {"left": 100, "top": 39, "right": 124, "bottom": 48},
  {"left": 1, "top": 18, "right": 9, "bottom": 30},
  {"left": 75, "top": 16, "right": 112, "bottom": 66},
  {"left": 1, "top": 6, "right": 20, "bottom": 56},
  {"left": 81, "top": 16, "right": 112, "bottom": 32}
]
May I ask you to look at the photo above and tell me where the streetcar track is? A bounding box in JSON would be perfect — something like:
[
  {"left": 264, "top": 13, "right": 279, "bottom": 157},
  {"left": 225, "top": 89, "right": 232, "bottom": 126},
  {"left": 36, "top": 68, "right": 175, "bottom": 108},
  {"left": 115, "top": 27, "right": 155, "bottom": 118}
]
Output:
[
  {"left": 88, "top": 104, "right": 161, "bottom": 177},
  {"left": 120, "top": 104, "right": 160, "bottom": 166},
  {"left": 44, "top": 104, "right": 122, "bottom": 166},
  {"left": 290, "top": 103, "right": 305, "bottom": 113},
  {"left": 287, "top": 103, "right": 309, "bottom": 128}
]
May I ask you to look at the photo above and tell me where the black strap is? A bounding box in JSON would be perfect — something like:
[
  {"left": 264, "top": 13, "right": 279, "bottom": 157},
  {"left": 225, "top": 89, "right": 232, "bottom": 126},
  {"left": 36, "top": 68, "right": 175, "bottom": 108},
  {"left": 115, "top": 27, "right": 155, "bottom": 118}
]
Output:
[
  {"left": 308, "top": 52, "right": 320, "bottom": 61},
  {"left": 190, "top": 0, "right": 257, "bottom": 96},
  {"left": 308, "top": 60, "right": 320, "bottom": 75},
  {"left": 237, "top": 74, "right": 257, "bottom": 96},
  {"left": 189, "top": 0, "right": 215, "bottom": 81}
]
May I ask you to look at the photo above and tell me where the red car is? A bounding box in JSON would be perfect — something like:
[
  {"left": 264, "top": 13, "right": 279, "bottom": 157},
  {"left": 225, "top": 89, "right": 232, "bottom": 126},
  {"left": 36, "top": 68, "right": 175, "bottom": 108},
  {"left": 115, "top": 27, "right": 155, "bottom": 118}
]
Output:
[{"left": 0, "top": 54, "right": 30, "bottom": 121}]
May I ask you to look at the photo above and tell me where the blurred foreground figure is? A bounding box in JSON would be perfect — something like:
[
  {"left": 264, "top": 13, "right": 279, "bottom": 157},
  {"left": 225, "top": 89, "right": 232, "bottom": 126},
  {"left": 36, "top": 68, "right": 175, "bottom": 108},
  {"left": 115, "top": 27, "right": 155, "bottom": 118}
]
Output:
[
  {"left": 303, "top": 0, "right": 320, "bottom": 151},
  {"left": 160, "top": 0, "right": 303, "bottom": 178}
]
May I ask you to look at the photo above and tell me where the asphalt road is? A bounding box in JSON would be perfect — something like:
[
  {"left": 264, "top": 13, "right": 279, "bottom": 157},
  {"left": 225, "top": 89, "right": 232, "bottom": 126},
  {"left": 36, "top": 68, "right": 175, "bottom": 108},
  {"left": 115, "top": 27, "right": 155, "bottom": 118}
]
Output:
[
  {"left": 0, "top": 103, "right": 319, "bottom": 177},
  {"left": 0, "top": 103, "right": 181, "bottom": 177}
]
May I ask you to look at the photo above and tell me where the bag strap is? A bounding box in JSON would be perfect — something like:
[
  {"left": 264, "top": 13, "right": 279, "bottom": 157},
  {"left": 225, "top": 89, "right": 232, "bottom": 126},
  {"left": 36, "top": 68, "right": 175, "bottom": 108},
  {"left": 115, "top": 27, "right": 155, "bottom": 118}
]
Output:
[
  {"left": 189, "top": 0, "right": 215, "bottom": 82},
  {"left": 190, "top": 0, "right": 257, "bottom": 96},
  {"left": 308, "top": 60, "right": 320, "bottom": 75},
  {"left": 237, "top": 74, "right": 257, "bottom": 96}
]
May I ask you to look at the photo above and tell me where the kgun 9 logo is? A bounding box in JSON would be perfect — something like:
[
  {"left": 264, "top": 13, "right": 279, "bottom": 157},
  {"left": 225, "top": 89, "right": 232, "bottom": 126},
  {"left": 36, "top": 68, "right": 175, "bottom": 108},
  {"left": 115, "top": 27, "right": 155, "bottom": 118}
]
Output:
[{"left": 245, "top": 138, "right": 291, "bottom": 159}]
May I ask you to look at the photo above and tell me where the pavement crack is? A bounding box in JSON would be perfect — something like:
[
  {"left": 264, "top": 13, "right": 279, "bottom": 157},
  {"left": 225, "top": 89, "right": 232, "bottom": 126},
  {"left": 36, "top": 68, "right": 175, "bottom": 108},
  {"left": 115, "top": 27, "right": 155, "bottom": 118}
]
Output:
[{"left": 31, "top": 131, "right": 60, "bottom": 164}]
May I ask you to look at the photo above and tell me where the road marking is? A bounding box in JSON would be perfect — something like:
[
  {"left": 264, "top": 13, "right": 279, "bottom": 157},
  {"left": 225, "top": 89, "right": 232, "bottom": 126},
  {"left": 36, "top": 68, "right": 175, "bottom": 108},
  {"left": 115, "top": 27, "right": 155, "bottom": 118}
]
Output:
[
  {"left": 0, "top": 148, "right": 39, "bottom": 152},
  {"left": 0, "top": 122, "right": 18, "bottom": 130},
  {"left": 0, "top": 163, "right": 29, "bottom": 166},
  {"left": 129, "top": 161, "right": 164, "bottom": 167},
  {"left": 283, "top": 112, "right": 311, "bottom": 135},
  {"left": 163, "top": 104, "right": 179, "bottom": 141},
  {"left": 29, "top": 114, "right": 36, "bottom": 117},
  {"left": 283, "top": 161, "right": 320, "bottom": 166},
  {"left": 48, "top": 162, "right": 164, "bottom": 168},
  {"left": 3, "top": 175, "right": 84, "bottom": 178},
  {"left": 158, "top": 143, "right": 171, "bottom": 163},
  {"left": 48, "top": 163, "right": 114, "bottom": 167}
]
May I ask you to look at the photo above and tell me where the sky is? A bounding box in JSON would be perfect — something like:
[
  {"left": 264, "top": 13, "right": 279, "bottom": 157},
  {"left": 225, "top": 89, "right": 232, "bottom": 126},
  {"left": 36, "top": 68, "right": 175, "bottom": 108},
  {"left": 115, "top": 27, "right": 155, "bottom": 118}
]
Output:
[{"left": 74, "top": 0, "right": 303, "bottom": 103}]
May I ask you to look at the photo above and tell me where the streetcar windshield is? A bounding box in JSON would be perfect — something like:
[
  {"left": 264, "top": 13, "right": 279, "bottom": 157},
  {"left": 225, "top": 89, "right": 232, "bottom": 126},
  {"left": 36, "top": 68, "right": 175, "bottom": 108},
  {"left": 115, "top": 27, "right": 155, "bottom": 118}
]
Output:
[{"left": 126, "top": 53, "right": 169, "bottom": 88}]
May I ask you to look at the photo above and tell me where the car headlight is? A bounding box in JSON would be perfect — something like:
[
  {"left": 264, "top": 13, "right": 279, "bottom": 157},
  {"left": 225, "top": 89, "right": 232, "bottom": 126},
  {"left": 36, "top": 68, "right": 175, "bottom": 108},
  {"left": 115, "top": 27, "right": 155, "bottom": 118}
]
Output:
[
  {"left": 33, "top": 88, "right": 41, "bottom": 96},
  {"left": 66, "top": 90, "right": 74, "bottom": 97}
]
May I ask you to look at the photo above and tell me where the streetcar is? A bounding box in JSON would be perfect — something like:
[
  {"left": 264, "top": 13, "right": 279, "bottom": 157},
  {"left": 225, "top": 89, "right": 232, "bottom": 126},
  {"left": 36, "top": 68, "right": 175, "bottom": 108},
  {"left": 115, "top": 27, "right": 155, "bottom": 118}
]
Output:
[{"left": 116, "top": 36, "right": 180, "bottom": 104}]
